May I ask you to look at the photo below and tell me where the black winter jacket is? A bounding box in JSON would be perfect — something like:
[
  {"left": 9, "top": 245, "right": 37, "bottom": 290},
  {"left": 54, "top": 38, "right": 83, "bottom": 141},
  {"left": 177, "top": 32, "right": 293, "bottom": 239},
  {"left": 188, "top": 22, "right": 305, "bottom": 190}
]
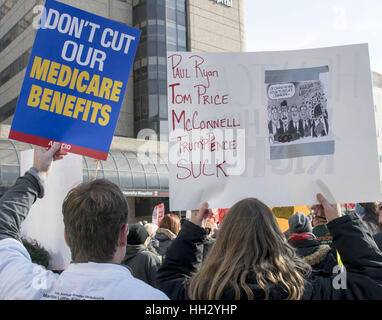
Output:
[
  {"left": 122, "top": 244, "right": 161, "bottom": 288},
  {"left": 374, "top": 232, "right": 382, "bottom": 251},
  {"left": 153, "top": 228, "right": 177, "bottom": 257},
  {"left": 156, "top": 214, "right": 382, "bottom": 300},
  {"left": 288, "top": 237, "right": 337, "bottom": 275}
]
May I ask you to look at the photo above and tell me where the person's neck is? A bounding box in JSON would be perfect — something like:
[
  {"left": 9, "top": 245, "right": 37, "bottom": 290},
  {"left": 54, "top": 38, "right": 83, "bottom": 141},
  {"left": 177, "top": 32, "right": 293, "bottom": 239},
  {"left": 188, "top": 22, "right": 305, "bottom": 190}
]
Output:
[{"left": 72, "top": 252, "right": 124, "bottom": 264}]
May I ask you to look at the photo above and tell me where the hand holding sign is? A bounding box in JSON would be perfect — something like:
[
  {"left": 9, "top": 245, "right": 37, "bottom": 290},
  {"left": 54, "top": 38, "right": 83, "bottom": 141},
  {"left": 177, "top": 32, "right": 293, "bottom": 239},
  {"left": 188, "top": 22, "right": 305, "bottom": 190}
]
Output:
[
  {"left": 33, "top": 142, "right": 68, "bottom": 178},
  {"left": 9, "top": 0, "right": 140, "bottom": 160},
  {"left": 314, "top": 193, "right": 342, "bottom": 223},
  {"left": 190, "top": 202, "right": 214, "bottom": 227}
]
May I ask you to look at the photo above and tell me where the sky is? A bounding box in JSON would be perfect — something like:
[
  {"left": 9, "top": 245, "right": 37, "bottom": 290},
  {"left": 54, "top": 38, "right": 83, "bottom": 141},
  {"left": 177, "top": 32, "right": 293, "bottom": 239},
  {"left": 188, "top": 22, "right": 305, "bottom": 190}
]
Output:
[{"left": 243, "top": 0, "right": 382, "bottom": 74}]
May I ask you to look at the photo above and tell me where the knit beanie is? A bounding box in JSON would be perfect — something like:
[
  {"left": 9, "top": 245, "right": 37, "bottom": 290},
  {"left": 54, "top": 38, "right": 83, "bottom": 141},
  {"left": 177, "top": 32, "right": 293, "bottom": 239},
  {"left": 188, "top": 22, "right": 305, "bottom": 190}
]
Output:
[
  {"left": 288, "top": 212, "right": 312, "bottom": 234},
  {"left": 126, "top": 224, "right": 149, "bottom": 245}
]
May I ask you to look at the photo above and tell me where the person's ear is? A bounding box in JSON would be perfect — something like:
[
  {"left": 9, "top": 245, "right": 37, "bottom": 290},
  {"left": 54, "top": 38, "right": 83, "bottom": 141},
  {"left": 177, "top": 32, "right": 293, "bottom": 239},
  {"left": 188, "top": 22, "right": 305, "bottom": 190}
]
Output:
[{"left": 119, "top": 224, "right": 129, "bottom": 247}]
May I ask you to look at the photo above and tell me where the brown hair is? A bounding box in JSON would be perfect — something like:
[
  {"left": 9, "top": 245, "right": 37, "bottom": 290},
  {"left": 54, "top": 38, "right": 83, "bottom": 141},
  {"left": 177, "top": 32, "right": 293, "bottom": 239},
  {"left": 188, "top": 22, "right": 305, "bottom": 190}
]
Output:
[
  {"left": 188, "top": 198, "right": 311, "bottom": 300},
  {"left": 62, "top": 179, "right": 128, "bottom": 262},
  {"left": 159, "top": 214, "right": 181, "bottom": 235},
  {"left": 359, "top": 202, "right": 378, "bottom": 215}
]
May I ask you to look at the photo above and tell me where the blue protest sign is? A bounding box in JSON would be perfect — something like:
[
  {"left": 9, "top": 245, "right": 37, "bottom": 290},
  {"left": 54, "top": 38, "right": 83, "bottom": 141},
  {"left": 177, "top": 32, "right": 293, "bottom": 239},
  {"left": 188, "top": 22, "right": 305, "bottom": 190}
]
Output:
[{"left": 9, "top": 0, "right": 140, "bottom": 160}]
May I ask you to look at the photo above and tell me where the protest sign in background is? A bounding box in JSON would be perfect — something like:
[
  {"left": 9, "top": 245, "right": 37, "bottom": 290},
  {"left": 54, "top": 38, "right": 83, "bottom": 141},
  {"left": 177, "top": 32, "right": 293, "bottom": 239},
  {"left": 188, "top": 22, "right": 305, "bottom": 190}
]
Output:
[
  {"left": 20, "top": 150, "right": 82, "bottom": 271},
  {"left": 152, "top": 203, "right": 165, "bottom": 225},
  {"left": 9, "top": 0, "right": 140, "bottom": 160},
  {"left": 168, "top": 44, "right": 381, "bottom": 211}
]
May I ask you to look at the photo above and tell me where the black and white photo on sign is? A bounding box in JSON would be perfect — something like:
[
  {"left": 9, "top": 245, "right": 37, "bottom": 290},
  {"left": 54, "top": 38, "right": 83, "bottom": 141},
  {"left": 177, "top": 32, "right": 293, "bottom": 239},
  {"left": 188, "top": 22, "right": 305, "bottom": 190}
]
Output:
[
  {"left": 267, "top": 80, "right": 330, "bottom": 145},
  {"left": 265, "top": 66, "right": 334, "bottom": 160}
]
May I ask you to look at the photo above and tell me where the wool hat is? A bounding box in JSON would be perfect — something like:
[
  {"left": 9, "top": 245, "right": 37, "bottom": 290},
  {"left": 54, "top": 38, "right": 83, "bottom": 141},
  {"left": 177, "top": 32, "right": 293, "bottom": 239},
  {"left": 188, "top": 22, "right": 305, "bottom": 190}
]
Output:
[
  {"left": 126, "top": 224, "right": 149, "bottom": 245},
  {"left": 288, "top": 212, "right": 313, "bottom": 234}
]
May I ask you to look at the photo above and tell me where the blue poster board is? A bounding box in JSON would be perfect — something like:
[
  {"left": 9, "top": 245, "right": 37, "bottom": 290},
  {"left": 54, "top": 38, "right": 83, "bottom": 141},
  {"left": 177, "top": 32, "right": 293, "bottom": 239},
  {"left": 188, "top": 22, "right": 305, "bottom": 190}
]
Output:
[{"left": 9, "top": 0, "right": 140, "bottom": 160}]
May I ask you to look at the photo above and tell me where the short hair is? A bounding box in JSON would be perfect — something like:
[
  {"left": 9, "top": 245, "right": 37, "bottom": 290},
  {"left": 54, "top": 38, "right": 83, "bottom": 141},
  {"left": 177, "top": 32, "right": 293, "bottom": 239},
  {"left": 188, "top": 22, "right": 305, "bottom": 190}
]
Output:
[
  {"left": 62, "top": 179, "right": 129, "bottom": 262},
  {"left": 159, "top": 214, "right": 181, "bottom": 235},
  {"left": 281, "top": 100, "right": 288, "bottom": 107}
]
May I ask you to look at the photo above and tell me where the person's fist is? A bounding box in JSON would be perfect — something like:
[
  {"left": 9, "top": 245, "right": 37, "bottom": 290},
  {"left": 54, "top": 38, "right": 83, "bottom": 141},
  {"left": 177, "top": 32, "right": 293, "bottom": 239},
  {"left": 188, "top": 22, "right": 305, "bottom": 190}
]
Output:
[
  {"left": 313, "top": 193, "right": 342, "bottom": 223},
  {"left": 190, "top": 202, "right": 213, "bottom": 227},
  {"left": 33, "top": 142, "right": 68, "bottom": 178}
]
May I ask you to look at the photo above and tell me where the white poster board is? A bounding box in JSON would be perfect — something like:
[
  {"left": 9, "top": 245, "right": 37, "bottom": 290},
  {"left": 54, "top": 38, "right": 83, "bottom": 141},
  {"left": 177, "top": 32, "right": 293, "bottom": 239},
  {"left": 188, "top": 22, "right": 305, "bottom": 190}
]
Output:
[
  {"left": 20, "top": 150, "right": 83, "bottom": 270},
  {"left": 168, "top": 44, "right": 382, "bottom": 210}
]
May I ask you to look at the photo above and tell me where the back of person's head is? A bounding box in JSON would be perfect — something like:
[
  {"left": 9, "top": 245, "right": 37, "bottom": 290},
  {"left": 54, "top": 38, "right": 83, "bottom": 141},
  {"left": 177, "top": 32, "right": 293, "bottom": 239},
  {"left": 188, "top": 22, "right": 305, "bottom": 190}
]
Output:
[
  {"left": 188, "top": 198, "right": 311, "bottom": 300},
  {"left": 22, "top": 238, "right": 50, "bottom": 269},
  {"left": 359, "top": 202, "right": 378, "bottom": 215},
  {"left": 144, "top": 223, "right": 158, "bottom": 238},
  {"left": 158, "top": 214, "right": 181, "bottom": 235},
  {"left": 62, "top": 179, "right": 128, "bottom": 262},
  {"left": 204, "top": 220, "right": 216, "bottom": 239},
  {"left": 355, "top": 203, "right": 365, "bottom": 215},
  {"left": 126, "top": 224, "right": 149, "bottom": 245},
  {"left": 288, "top": 212, "right": 313, "bottom": 234}
]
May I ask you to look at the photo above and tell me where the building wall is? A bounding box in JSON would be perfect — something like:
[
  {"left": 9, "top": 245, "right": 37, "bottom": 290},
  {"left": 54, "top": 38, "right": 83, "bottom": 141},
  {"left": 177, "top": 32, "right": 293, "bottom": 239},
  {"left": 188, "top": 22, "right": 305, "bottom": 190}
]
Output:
[
  {"left": 187, "top": 0, "right": 245, "bottom": 52},
  {"left": 0, "top": 0, "right": 38, "bottom": 123}
]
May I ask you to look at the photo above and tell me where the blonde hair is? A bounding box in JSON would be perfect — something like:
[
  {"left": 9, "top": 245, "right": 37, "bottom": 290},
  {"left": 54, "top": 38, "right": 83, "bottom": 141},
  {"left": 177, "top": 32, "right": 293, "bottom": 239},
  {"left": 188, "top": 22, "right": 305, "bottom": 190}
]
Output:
[
  {"left": 188, "top": 198, "right": 311, "bottom": 300},
  {"left": 144, "top": 223, "right": 158, "bottom": 238}
]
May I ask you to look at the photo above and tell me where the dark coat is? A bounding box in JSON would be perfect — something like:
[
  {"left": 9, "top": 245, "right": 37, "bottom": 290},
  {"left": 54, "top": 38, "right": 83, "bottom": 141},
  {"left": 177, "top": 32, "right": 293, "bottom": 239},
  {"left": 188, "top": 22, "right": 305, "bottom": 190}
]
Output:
[
  {"left": 156, "top": 214, "right": 382, "bottom": 300},
  {"left": 122, "top": 244, "right": 161, "bottom": 288},
  {"left": 312, "top": 117, "right": 329, "bottom": 137},
  {"left": 299, "top": 119, "right": 312, "bottom": 138},
  {"left": 268, "top": 120, "right": 283, "bottom": 136},
  {"left": 153, "top": 228, "right": 177, "bottom": 257},
  {"left": 360, "top": 210, "right": 380, "bottom": 235},
  {"left": 288, "top": 236, "right": 337, "bottom": 275}
]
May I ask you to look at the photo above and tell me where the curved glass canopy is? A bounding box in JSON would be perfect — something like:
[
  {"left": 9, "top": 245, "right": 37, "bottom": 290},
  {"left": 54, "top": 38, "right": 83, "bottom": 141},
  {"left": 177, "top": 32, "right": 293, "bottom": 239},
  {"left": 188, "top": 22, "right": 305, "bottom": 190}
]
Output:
[{"left": 0, "top": 139, "right": 169, "bottom": 195}]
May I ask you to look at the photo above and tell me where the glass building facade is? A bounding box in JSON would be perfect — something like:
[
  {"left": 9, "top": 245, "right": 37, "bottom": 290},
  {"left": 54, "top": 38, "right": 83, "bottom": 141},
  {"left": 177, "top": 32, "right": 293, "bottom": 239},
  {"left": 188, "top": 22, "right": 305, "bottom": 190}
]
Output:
[{"left": 132, "top": 0, "right": 187, "bottom": 138}]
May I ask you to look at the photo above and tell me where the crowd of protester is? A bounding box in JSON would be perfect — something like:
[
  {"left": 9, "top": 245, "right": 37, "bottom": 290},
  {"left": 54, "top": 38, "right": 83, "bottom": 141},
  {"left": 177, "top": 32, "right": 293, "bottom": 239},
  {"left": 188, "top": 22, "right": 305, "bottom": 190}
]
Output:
[{"left": 0, "top": 144, "right": 381, "bottom": 300}]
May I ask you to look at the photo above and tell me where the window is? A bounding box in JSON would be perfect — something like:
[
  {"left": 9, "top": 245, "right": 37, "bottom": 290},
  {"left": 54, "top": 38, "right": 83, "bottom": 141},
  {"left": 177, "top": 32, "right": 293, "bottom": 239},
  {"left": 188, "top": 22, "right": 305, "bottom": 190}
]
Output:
[
  {"left": 0, "top": 0, "right": 18, "bottom": 21},
  {"left": 166, "top": 7, "right": 176, "bottom": 22},
  {"left": 159, "top": 95, "right": 168, "bottom": 119},
  {"left": 148, "top": 79, "right": 157, "bottom": 94},
  {"left": 133, "top": 0, "right": 187, "bottom": 137},
  {"left": 157, "top": 41, "right": 166, "bottom": 56},
  {"left": 0, "top": 8, "right": 35, "bottom": 53},
  {"left": 149, "top": 94, "right": 159, "bottom": 116},
  {"left": 147, "top": 41, "right": 157, "bottom": 56},
  {"left": 166, "top": 21, "right": 177, "bottom": 45},
  {"left": 141, "top": 95, "right": 148, "bottom": 117},
  {"left": 0, "top": 49, "right": 31, "bottom": 87},
  {"left": 158, "top": 79, "right": 167, "bottom": 94},
  {"left": 134, "top": 97, "right": 141, "bottom": 120},
  {"left": 0, "top": 96, "right": 18, "bottom": 122},
  {"left": 177, "top": 11, "right": 186, "bottom": 26},
  {"left": 177, "top": 0, "right": 185, "bottom": 12},
  {"left": 167, "top": 0, "right": 176, "bottom": 9}
]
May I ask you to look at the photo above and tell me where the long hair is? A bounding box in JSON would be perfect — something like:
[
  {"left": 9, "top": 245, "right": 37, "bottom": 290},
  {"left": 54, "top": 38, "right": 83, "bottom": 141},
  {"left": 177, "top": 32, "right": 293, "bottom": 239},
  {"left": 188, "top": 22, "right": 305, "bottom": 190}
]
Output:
[{"left": 188, "top": 198, "right": 311, "bottom": 300}]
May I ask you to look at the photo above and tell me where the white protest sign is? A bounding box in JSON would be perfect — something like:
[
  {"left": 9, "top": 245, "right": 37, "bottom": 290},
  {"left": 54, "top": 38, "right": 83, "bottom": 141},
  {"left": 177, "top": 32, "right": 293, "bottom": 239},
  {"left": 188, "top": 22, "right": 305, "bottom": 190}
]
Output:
[
  {"left": 20, "top": 150, "right": 83, "bottom": 270},
  {"left": 168, "top": 44, "right": 382, "bottom": 211}
]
